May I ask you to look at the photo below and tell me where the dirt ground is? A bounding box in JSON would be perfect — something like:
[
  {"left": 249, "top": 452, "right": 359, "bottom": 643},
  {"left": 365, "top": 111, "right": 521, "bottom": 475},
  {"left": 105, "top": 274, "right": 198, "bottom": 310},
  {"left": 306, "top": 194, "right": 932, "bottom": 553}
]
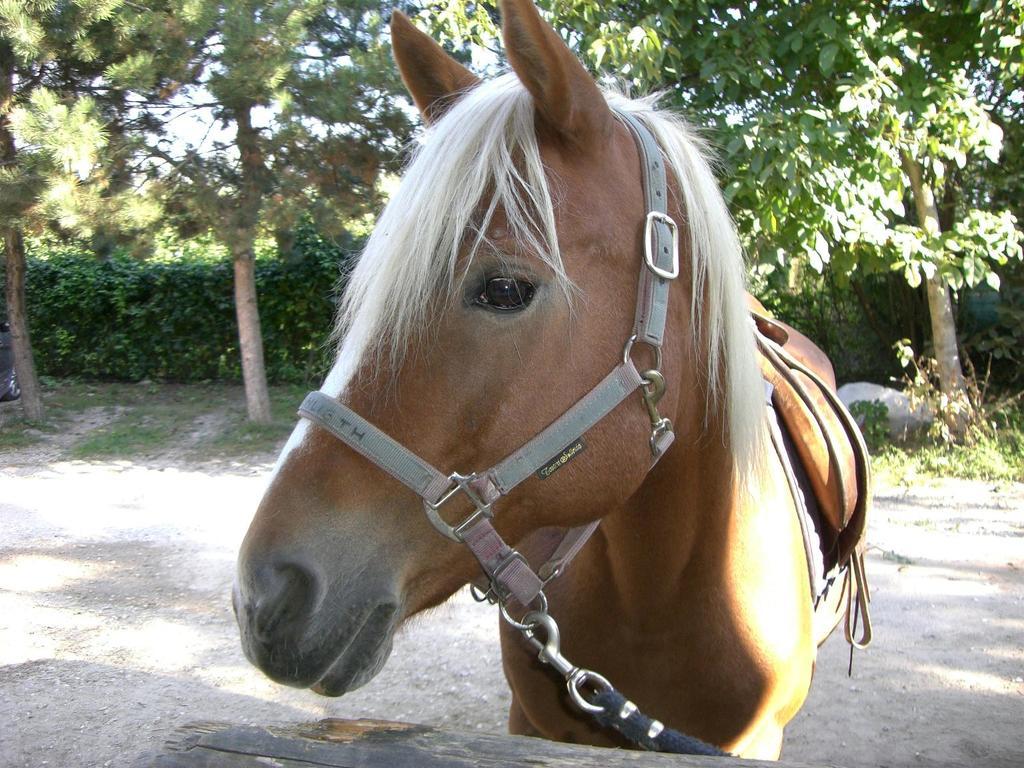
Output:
[{"left": 1, "top": 404, "right": 1022, "bottom": 768}]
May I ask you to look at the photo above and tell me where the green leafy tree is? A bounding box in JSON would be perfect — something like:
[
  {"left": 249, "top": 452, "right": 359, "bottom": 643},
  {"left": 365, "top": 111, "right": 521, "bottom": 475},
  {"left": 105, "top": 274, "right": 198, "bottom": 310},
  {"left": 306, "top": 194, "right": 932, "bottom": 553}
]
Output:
[
  {"left": 433, "top": 0, "right": 1023, "bottom": 437},
  {"left": 1, "top": 0, "right": 190, "bottom": 420},
  {"left": 150, "top": 0, "right": 410, "bottom": 422}
]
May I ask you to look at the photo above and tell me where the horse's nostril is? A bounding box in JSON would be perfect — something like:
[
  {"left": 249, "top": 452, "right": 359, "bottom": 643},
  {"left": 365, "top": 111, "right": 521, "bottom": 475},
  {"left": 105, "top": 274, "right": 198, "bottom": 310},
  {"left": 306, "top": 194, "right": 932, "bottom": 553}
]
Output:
[{"left": 251, "top": 562, "right": 316, "bottom": 643}]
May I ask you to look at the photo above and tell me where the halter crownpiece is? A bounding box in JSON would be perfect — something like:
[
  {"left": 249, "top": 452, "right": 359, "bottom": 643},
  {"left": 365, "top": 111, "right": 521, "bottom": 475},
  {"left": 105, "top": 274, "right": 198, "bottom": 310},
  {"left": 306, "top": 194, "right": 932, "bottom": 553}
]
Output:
[{"left": 298, "top": 108, "right": 677, "bottom": 609}]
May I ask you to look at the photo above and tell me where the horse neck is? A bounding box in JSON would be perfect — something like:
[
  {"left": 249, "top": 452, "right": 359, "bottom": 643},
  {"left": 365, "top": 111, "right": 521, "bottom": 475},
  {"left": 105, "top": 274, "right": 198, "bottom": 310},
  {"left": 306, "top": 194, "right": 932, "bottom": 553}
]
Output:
[
  {"left": 593, "top": 325, "right": 751, "bottom": 620},
  {"left": 601, "top": 421, "right": 738, "bottom": 590}
]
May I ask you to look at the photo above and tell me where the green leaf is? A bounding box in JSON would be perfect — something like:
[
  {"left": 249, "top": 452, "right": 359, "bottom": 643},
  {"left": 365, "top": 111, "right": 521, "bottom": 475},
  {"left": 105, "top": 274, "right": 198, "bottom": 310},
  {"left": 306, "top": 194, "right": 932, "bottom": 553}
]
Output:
[
  {"left": 904, "top": 264, "right": 922, "bottom": 288},
  {"left": 814, "top": 229, "right": 830, "bottom": 263},
  {"left": 808, "top": 248, "right": 823, "bottom": 272},
  {"left": 819, "top": 43, "right": 839, "bottom": 75}
]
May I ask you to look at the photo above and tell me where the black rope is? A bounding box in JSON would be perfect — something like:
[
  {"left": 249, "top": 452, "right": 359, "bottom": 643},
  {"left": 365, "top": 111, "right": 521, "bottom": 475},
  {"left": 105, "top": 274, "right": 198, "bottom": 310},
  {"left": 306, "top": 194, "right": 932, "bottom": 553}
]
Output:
[{"left": 591, "top": 689, "right": 728, "bottom": 756}]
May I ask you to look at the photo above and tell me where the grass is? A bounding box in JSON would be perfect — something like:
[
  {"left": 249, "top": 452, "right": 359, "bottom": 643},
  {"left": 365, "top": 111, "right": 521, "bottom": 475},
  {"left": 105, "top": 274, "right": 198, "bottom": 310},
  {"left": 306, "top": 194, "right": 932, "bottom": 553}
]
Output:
[
  {"left": 1, "top": 380, "right": 307, "bottom": 462},
  {"left": 870, "top": 408, "right": 1024, "bottom": 485},
  {"left": 70, "top": 417, "right": 170, "bottom": 458},
  {"left": 0, "top": 425, "right": 45, "bottom": 452},
  {"left": 201, "top": 384, "right": 306, "bottom": 457}
]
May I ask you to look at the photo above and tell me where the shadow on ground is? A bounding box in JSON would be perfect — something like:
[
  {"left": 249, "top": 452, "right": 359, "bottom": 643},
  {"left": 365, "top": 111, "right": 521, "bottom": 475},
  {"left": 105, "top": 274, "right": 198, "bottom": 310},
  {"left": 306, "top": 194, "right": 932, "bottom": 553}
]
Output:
[{"left": 2, "top": 469, "right": 1022, "bottom": 768}]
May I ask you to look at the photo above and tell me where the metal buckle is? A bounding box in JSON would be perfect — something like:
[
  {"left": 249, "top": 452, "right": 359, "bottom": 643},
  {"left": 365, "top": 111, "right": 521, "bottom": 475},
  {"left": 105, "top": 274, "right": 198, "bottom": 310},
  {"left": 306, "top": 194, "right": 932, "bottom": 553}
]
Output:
[
  {"left": 623, "top": 337, "right": 675, "bottom": 459},
  {"left": 538, "top": 561, "right": 562, "bottom": 584},
  {"left": 422, "top": 472, "right": 493, "bottom": 542},
  {"left": 644, "top": 210, "right": 679, "bottom": 280},
  {"left": 649, "top": 419, "right": 674, "bottom": 456},
  {"left": 469, "top": 582, "right": 498, "bottom": 604}
]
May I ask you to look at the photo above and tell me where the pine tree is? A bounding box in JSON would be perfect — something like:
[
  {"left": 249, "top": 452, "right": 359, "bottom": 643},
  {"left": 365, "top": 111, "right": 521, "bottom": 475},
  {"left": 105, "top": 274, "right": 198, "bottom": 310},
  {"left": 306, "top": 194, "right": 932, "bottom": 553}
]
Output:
[
  {"left": 3, "top": 0, "right": 408, "bottom": 423},
  {"left": 1, "top": 0, "right": 194, "bottom": 420},
  {"left": 151, "top": 0, "right": 411, "bottom": 422}
]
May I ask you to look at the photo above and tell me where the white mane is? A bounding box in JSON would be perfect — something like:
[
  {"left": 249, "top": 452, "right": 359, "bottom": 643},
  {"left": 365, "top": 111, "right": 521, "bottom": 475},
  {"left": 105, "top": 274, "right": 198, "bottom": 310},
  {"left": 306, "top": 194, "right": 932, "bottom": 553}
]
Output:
[{"left": 330, "top": 73, "right": 767, "bottom": 478}]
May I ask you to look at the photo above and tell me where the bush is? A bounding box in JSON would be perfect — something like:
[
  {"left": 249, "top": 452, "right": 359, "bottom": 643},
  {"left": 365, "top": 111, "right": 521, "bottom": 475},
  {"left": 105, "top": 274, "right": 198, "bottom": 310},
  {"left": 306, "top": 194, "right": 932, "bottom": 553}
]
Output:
[
  {"left": 849, "top": 399, "right": 890, "bottom": 451},
  {"left": 752, "top": 265, "right": 907, "bottom": 385},
  {"left": 753, "top": 257, "right": 1024, "bottom": 396},
  {"left": 1, "top": 225, "right": 358, "bottom": 384},
  {"left": 962, "top": 260, "right": 1024, "bottom": 391}
]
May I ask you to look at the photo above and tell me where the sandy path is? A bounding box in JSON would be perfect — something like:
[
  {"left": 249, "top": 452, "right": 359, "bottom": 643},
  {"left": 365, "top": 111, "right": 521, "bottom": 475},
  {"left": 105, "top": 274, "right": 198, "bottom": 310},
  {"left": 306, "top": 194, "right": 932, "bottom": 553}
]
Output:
[{"left": 1, "top": 459, "right": 1021, "bottom": 767}]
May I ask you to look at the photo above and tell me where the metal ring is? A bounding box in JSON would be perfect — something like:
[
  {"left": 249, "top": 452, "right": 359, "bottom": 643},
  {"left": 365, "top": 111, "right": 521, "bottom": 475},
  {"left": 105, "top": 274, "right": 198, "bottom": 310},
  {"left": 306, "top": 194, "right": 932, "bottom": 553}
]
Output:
[
  {"left": 568, "top": 669, "right": 614, "bottom": 714},
  {"left": 622, "top": 334, "right": 638, "bottom": 365},
  {"left": 498, "top": 593, "right": 548, "bottom": 631},
  {"left": 622, "top": 334, "right": 663, "bottom": 370}
]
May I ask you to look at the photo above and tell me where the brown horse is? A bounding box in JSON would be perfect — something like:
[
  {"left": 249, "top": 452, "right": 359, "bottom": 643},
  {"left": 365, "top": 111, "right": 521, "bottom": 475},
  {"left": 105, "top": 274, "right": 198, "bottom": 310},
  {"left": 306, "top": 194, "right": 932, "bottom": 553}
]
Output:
[{"left": 234, "top": 0, "right": 857, "bottom": 758}]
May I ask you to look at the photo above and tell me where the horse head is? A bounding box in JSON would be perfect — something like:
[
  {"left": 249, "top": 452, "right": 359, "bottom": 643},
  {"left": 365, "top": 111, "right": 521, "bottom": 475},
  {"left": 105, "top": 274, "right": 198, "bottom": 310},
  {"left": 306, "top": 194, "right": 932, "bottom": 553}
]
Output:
[{"left": 233, "top": 0, "right": 762, "bottom": 699}]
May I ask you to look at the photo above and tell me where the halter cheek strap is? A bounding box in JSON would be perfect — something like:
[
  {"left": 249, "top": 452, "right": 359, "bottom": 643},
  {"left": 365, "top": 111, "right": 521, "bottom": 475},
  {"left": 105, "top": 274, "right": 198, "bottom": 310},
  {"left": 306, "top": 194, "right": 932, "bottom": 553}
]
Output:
[{"left": 298, "top": 110, "right": 678, "bottom": 608}]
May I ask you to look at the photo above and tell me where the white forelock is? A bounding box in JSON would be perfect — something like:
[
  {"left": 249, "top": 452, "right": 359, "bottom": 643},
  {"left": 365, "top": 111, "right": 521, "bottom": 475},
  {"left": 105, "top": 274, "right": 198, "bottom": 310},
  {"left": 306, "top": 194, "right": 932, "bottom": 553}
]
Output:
[{"left": 331, "top": 73, "right": 569, "bottom": 377}]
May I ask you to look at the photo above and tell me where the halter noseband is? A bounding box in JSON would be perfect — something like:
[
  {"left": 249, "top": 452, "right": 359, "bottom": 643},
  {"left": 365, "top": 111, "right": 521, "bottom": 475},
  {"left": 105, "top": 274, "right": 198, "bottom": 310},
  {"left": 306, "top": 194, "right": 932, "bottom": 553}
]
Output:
[{"left": 297, "top": 110, "right": 677, "bottom": 609}]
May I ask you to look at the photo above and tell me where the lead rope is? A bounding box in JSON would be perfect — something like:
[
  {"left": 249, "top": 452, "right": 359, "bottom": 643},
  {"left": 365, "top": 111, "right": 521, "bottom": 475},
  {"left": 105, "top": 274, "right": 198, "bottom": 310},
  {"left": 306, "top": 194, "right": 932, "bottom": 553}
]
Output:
[{"left": 495, "top": 607, "right": 728, "bottom": 756}]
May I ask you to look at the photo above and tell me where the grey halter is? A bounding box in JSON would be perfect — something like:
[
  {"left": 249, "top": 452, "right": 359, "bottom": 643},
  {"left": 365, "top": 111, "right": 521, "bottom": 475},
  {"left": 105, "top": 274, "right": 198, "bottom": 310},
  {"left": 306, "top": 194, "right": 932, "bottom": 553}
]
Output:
[{"left": 298, "top": 110, "right": 678, "bottom": 609}]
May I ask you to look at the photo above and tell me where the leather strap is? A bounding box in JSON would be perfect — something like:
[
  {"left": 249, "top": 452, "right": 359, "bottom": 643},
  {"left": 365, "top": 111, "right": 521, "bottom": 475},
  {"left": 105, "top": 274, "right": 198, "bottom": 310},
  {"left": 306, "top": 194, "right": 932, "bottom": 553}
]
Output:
[
  {"left": 485, "top": 362, "right": 645, "bottom": 499},
  {"left": 299, "top": 391, "right": 452, "bottom": 503},
  {"left": 618, "top": 111, "right": 678, "bottom": 347},
  {"left": 845, "top": 548, "right": 873, "bottom": 649}
]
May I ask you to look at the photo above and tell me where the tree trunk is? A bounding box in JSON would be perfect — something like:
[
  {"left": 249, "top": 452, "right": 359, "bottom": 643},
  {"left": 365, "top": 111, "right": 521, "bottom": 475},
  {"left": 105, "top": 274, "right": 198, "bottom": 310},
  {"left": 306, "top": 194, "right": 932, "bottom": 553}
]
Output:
[
  {"left": 3, "top": 229, "right": 43, "bottom": 421},
  {"left": 233, "top": 243, "right": 272, "bottom": 423},
  {"left": 231, "top": 104, "right": 272, "bottom": 423},
  {"left": 901, "top": 152, "right": 970, "bottom": 438}
]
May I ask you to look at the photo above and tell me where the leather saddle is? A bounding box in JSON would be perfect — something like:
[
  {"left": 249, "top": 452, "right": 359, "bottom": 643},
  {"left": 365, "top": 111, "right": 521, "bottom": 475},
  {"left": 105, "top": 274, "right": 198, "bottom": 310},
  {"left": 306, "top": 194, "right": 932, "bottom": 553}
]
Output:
[{"left": 747, "top": 295, "right": 872, "bottom": 647}]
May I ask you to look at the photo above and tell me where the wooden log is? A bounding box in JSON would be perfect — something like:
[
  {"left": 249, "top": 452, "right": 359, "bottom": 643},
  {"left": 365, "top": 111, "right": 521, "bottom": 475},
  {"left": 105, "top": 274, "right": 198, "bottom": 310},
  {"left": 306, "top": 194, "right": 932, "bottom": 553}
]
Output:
[{"left": 135, "top": 718, "right": 836, "bottom": 768}]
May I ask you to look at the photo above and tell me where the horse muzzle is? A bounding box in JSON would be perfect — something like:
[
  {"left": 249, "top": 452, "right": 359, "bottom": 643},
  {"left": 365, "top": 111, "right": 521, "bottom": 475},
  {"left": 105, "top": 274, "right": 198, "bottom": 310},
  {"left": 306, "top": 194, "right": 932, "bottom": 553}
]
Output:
[{"left": 233, "top": 555, "right": 401, "bottom": 695}]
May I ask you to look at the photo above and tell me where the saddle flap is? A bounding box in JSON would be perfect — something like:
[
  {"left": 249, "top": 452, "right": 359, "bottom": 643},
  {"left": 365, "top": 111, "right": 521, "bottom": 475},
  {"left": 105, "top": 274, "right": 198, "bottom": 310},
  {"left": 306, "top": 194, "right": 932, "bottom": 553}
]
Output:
[
  {"left": 759, "top": 357, "right": 856, "bottom": 534},
  {"left": 749, "top": 302, "right": 870, "bottom": 572}
]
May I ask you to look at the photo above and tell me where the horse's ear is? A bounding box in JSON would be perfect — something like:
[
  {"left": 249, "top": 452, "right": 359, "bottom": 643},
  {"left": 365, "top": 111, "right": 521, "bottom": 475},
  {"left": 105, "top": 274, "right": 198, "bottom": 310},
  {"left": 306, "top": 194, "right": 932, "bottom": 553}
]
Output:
[
  {"left": 500, "top": 0, "right": 612, "bottom": 143},
  {"left": 390, "top": 11, "right": 480, "bottom": 124}
]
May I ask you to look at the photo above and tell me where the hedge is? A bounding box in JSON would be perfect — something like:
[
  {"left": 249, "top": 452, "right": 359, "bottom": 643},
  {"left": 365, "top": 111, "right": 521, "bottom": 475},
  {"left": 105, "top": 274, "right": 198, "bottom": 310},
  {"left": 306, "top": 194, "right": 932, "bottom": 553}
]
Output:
[
  {"left": 7, "top": 228, "right": 1020, "bottom": 391},
  {"left": 1, "top": 229, "right": 358, "bottom": 384}
]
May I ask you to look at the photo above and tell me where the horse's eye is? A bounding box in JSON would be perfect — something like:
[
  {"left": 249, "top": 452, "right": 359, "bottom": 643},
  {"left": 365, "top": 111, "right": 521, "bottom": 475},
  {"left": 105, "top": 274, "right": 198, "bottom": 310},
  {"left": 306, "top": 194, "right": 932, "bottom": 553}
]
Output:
[{"left": 474, "top": 277, "right": 535, "bottom": 311}]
